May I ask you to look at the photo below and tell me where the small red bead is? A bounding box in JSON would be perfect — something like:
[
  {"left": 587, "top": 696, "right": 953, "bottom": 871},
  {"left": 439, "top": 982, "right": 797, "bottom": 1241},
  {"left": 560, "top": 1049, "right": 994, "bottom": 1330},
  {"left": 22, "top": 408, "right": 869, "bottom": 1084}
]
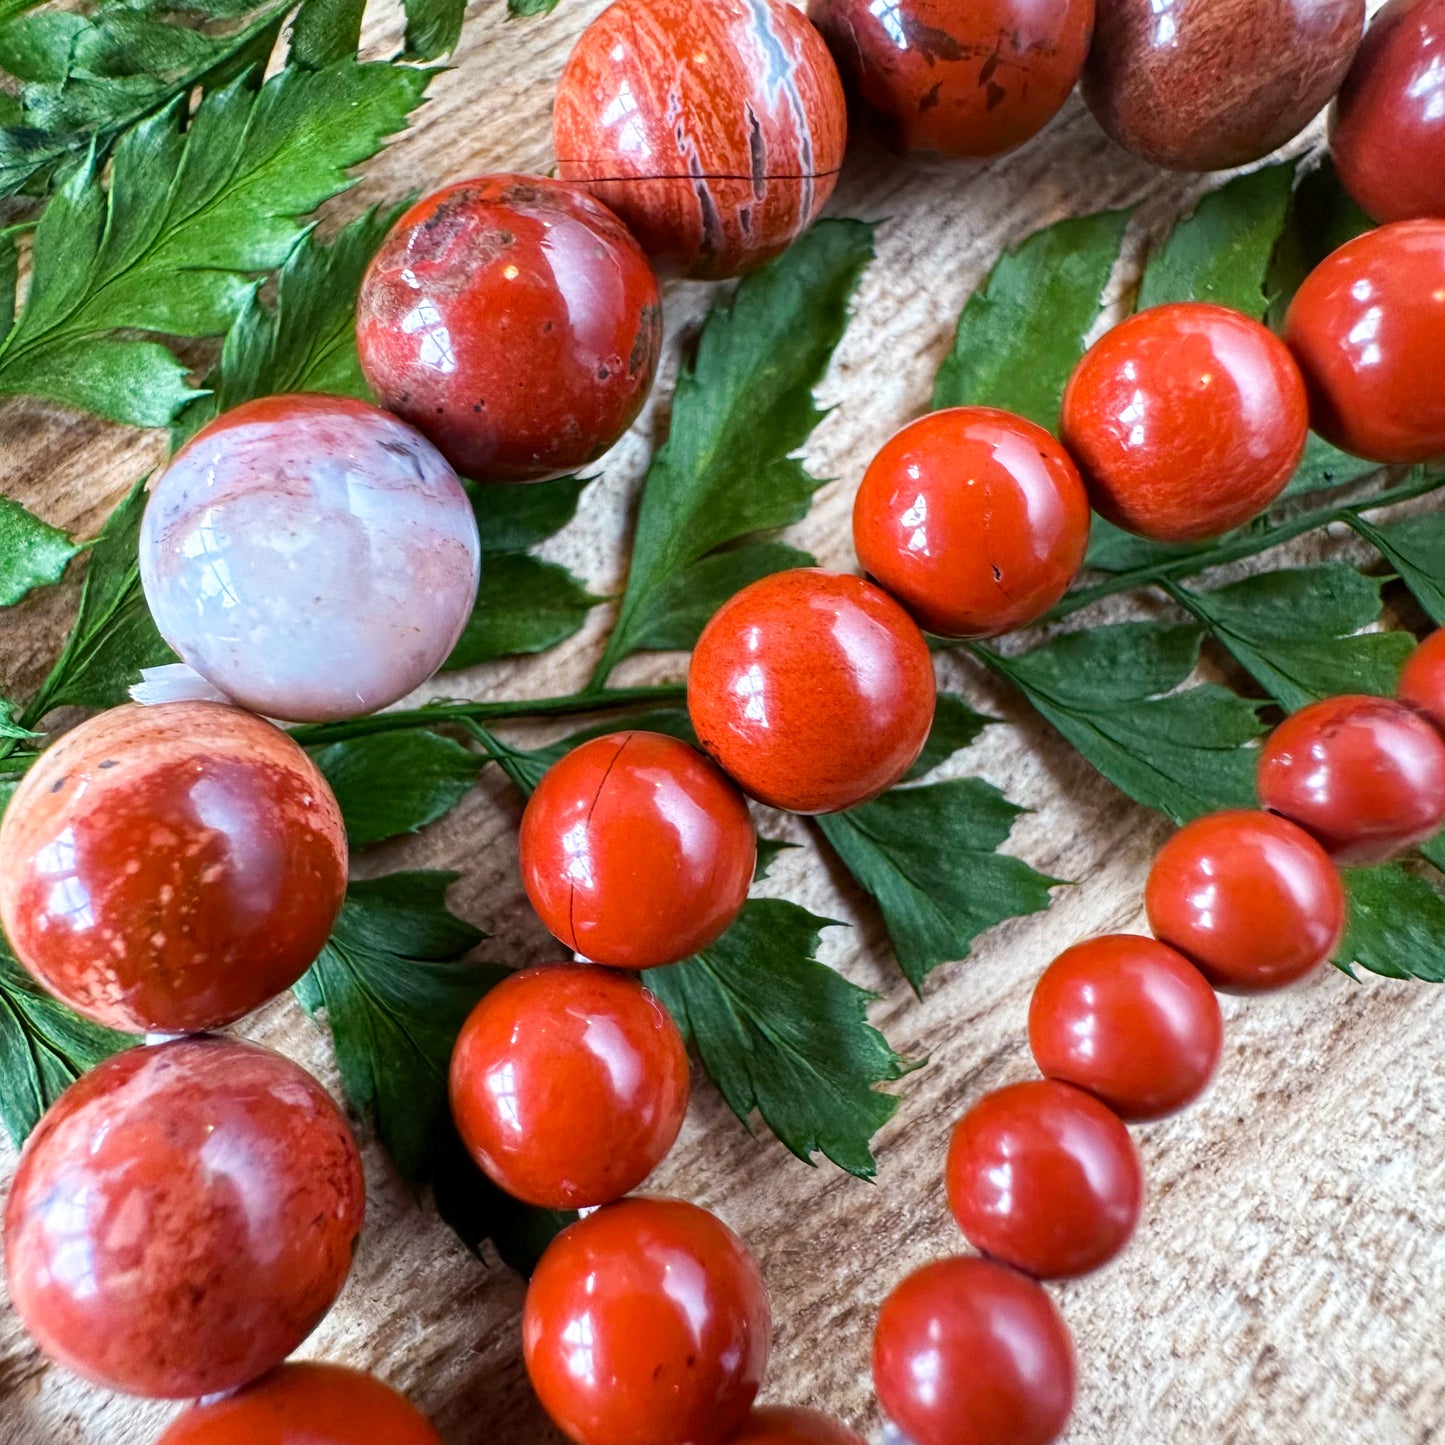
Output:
[
  {"left": 945, "top": 1079, "right": 1142, "bottom": 1279},
  {"left": 872, "top": 1256, "right": 1075, "bottom": 1445},
  {"left": 524, "top": 1197, "right": 772, "bottom": 1445},
  {"left": 0, "top": 701, "right": 347, "bottom": 1034},
  {"left": 1257, "top": 694, "right": 1445, "bottom": 864},
  {"left": 808, "top": 0, "right": 1093, "bottom": 158},
  {"left": 356, "top": 175, "right": 662, "bottom": 482},
  {"left": 4, "top": 1037, "right": 363, "bottom": 1399},
  {"left": 1028, "top": 934, "right": 1224, "bottom": 1121},
  {"left": 722, "top": 1407, "right": 866, "bottom": 1445},
  {"left": 1399, "top": 629, "right": 1445, "bottom": 734},
  {"left": 1061, "top": 302, "right": 1309, "bottom": 542},
  {"left": 852, "top": 407, "right": 1091, "bottom": 638},
  {"left": 450, "top": 965, "right": 690, "bottom": 1209},
  {"left": 519, "top": 732, "right": 756, "bottom": 968},
  {"left": 1284, "top": 219, "right": 1445, "bottom": 463},
  {"left": 1331, "top": 0, "right": 1445, "bottom": 223},
  {"left": 1146, "top": 810, "right": 1346, "bottom": 992},
  {"left": 688, "top": 569, "right": 936, "bottom": 814},
  {"left": 553, "top": 0, "right": 847, "bottom": 278},
  {"left": 155, "top": 1363, "right": 442, "bottom": 1445}
]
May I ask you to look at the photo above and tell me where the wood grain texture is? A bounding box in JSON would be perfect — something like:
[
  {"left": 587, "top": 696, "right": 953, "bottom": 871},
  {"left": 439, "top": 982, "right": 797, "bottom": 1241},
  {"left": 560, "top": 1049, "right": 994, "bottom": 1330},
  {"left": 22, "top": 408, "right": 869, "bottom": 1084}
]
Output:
[{"left": 3, "top": 2, "right": 1443, "bottom": 1442}]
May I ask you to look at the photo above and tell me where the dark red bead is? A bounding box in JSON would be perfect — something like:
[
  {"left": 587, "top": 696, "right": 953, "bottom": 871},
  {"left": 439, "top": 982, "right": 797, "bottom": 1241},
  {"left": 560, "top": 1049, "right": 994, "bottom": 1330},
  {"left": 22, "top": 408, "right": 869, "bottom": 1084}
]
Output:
[
  {"left": 1400, "top": 630, "right": 1445, "bottom": 735},
  {"left": 723, "top": 1408, "right": 866, "bottom": 1445}
]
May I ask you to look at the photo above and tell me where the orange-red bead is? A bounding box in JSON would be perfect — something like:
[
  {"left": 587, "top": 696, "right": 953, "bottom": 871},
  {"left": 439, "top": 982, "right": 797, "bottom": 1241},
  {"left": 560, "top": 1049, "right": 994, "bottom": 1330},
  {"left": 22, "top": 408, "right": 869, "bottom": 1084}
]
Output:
[{"left": 1400, "top": 630, "right": 1445, "bottom": 734}]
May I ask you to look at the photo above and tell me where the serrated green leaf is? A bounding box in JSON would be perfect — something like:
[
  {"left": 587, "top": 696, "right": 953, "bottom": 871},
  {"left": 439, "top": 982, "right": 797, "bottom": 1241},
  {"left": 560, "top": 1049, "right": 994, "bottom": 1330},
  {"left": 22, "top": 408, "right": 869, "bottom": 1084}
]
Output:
[
  {"left": 905, "top": 690, "right": 992, "bottom": 780},
  {"left": 1083, "top": 514, "right": 1208, "bottom": 573},
  {"left": 1420, "top": 834, "right": 1445, "bottom": 872},
  {"left": 593, "top": 219, "right": 874, "bottom": 681},
  {"left": 817, "top": 778, "right": 1058, "bottom": 991},
  {"left": 1351, "top": 508, "right": 1445, "bottom": 624},
  {"left": 445, "top": 553, "right": 596, "bottom": 672},
  {"left": 1283, "top": 431, "right": 1378, "bottom": 497},
  {"left": 1267, "top": 157, "right": 1374, "bottom": 330},
  {"left": 646, "top": 899, "right": 909, "bottom": 1177},
  {"left": 468, "top": 475, "right": 587, "bottom": 554},
  {"left": 932, "top": 208, "right": 1131, "bottom": 429},
  {"left": 1137, "top": 163, "right": 1295, "bottom": 318},
  {"left": 509, "top": 0, "right": 562, "bottom": 12},
  {"left": 0, "top": 494, "right": 78, "bottom": 606},
  {"left": 1338, "top": 864, "right": 1445, "bottom": 982},
  {"left": 989, "top": 623, "right": 1265, "bottom": 823},
  {"left": 401, "top": 0, "right": 463, "bottom": 58},
  {"left": 753, "top": 836, "right": 795, "bottom": 880},
  {"left": 311, "top": 732, "right": 484, "bottom": 847},
  {"left": 289, "top": 0, "right": 366, "bottom": 67}
]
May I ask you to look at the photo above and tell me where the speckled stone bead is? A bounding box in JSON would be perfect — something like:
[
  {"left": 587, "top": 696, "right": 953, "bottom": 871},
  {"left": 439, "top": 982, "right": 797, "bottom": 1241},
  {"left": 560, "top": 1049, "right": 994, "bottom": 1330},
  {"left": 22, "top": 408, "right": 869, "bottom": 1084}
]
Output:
[
  {"left": 140, "top": 394, "right": 481, "bottom": 723},
  {"left": 0, "top": 701, "right": 346, "bottom": 1034},
  {"left": 4, "top": 1037, "right": 364, "bottom": 1399},
  {"left": 1083, "top": 0, "right": 1365, "bottom": 171},
  {"left": 553, "top": 0, "right": 847, "bottom": 278}
]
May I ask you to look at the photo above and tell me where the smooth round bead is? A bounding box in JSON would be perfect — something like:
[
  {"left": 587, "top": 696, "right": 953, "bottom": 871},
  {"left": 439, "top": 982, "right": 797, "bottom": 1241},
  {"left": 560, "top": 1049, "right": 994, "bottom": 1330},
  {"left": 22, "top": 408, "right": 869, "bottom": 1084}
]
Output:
[
  {"left": 1257, "top": 695, "right": 1445, "bottom": 864},
  {"left": 852, "top": 407, "right": 1091, "bottom": 638},
  {"left": 807, "top": 0, "right": 1093, "bottom": 158},
  {"left": 1399, "top": 630, "right": 1445, "bottom": 735},
  {"left": 356, "top": 175, "right": 662, "bottom": 483},
  {"left": 0, "top": 702, "right": 346, "bottom": 1034},
  {"left": 1082, "top": 0, "right": 1365, "bottom": 171},
  {"left": 1283, "top": 220, "right": 1445, "bottom": 463},
  {"left": 1028, "top": 934, "right": 1223, "bottom": 1121},
  {"left": 519, "top": 732, "right": 756, "bottom": 968},
  {"left": 524, "top": 1197, "right": 771, "bottom": 1445},
  {"left": 687, "top": 569, "right": 936, "bottom": 814},
  {"left": 4, "top": 1037, "right": 364, "bottom": 1399},
  {"left": 1331, "top": 0, "right": 1445, "bottom": 222},
  {"left": 1146, "top": 810, "right": 1346, "bottom": 992},
  {"left": 872, "top": 1257, "right": 1075, "bottom": 1445},
  {"left": 723, "top": 1407, "right": 866, "bottom": 1445},
  {"left": 449, "top": 965, "right": 689, "bottom": 1209},
  {"left": 154, "top": 1363, "right": 442, "bottom": 1445},
  {"left": 140, "top": 394, "right": 481, "bottom": 723},
  {"left": 1061, "top": 303, "right": 1309, "bottom": 542},
  {"left": 945, "top": 1079, "right": 1143, "bottom": 1279},
  {"left": 553, "top": 0, "right": 847, "bottom": 278}
]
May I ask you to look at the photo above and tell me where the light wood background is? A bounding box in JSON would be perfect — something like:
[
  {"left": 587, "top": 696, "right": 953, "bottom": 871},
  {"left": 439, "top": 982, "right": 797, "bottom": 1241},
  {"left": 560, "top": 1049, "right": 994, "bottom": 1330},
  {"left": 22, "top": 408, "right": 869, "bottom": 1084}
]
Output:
[{"left": 4, "top": 1, "right": 1443, "bottom": 1442}]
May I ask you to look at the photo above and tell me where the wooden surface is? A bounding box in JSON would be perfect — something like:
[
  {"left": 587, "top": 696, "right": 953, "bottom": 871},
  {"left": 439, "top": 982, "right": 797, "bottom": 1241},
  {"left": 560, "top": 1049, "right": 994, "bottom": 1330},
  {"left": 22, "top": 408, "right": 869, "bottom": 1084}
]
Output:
[{"left": 5, "top": 2, "right": 1445, "bottom": 1442}]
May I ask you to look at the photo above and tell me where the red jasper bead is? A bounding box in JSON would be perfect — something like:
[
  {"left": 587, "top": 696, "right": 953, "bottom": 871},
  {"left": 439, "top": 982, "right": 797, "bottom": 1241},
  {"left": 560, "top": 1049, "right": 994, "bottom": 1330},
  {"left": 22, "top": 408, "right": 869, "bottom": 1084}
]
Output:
[
  {"left": 356, "top": 175, "right": 662, "bottom": 482},
  {"left": 450, "top": 965, "right": 689, "bottom": 1209},
  {"left": 1146, "top": 810, "right": 1346, "bottom": 992},
  {"left": 852, "top": 407, "right": 1091, "bottom": 637},
  {"left": 1029, "top": 934, "right": 1223, "bottom": 1121},
  {"left": 1283, "top": 220, "right": 1445, "bottom": 463},
  {"left": 688, "top": 569, "right": 936, "bottom": 814},
  {"left": 1400, "top": 629, "right": 1445, "bottom": 734},
  {"left": 1331, "top": 0, "right": 1445, "bottom": 222},
  {"left": 1256, "top": 695, "right": 1445, "bottom": 864},
  {"left": 155, "top": 1363, "right": 442, "bottom": 1445},
  {"left": 1061, "top": 303, "right": 1309, "bottom": 542},
  {"left": 807, "top": 0, "right": 1094, "bottom": 159},
  {"left": 945, "top": 1079, "right": 1142, "bottom": 1279},
  {"left": 553, "top": 0, "right": 847, "bottom": 279},
  {"left": 723, "top": 1408, "right": 866, "bottom": 1445},
  {"left": 4, "top": 1037, "right": 364, "bottom": 1399},
  {"left": 519, "top": 732, "right": 755, "bottom": 968},
  {"left": 872, "top": 1256, "right": 1075, "bottom": 1445},
  {"left": 524, "top": 1197, "right": 771, "bottom": 1445},
  {"left": 0, "top": 701, "right": 346, "bottom": 1034}
]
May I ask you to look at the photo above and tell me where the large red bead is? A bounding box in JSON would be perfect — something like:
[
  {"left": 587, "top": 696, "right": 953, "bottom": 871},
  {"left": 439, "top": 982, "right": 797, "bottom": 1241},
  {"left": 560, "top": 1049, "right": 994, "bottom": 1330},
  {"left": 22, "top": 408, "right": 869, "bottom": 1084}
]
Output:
[
  {"left": 4, "top": 1037, "right": 364, "bottom": 1399},
  {"left": 1257, "top": 695, "right": 1445, "bottom": 864},
  {"left": 1284, "top": 219, "right": 1445, "bottom": 463},
  {"left": 356, "top": 175, "right": 662, "bottom": 482},
  {"left": 852, "top": 407, "right": 1091, "bottom": 637},
  {"left": 0, "top": 701, "right": 346, "bottom": 1034},
  {"left": 872, "top": 1256, "right": 1075, "bottom": 1445},
  {"left": 519, "top": 732, "right": 755, "bottom": 968},
  {"left": 945, "top": 1079, "right": 1143, "bottom": 1279},
  {"left": 1146, "top": 810, "right": 1346, "bottom": 992},
  {"left": 688, "top": 569, "right": 936, "bottom": 814},
  {"left": 808, "top": 0, "right": 1094, "bottom": 158},
  {"left": 450, "top": 965, "right": 690, "bottom": 1209},
  {"left": 1331, "top": 0, "right": 1445, "bottom": 223},
  {"left": 524, "top": 1197, "right": 772, "bottom": 1445},
  {"left": 1061, "top": 302, "right": 1309, "bottom": 542},
  {"left": 723, "top": 1408, "right": 866, "bottom": 1445},
  {"left": 1029, "top": 934, "right": 1223, "bottom": 1121},
  {"left": 155, "top": 1363, "right": 442, "bottom": 1445},
  {"left": 1400, "top": 629, "right": 1445, "bottom": 735},
  {"left": 553, "top": 0, "right": 847, "bottom": 279}
]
